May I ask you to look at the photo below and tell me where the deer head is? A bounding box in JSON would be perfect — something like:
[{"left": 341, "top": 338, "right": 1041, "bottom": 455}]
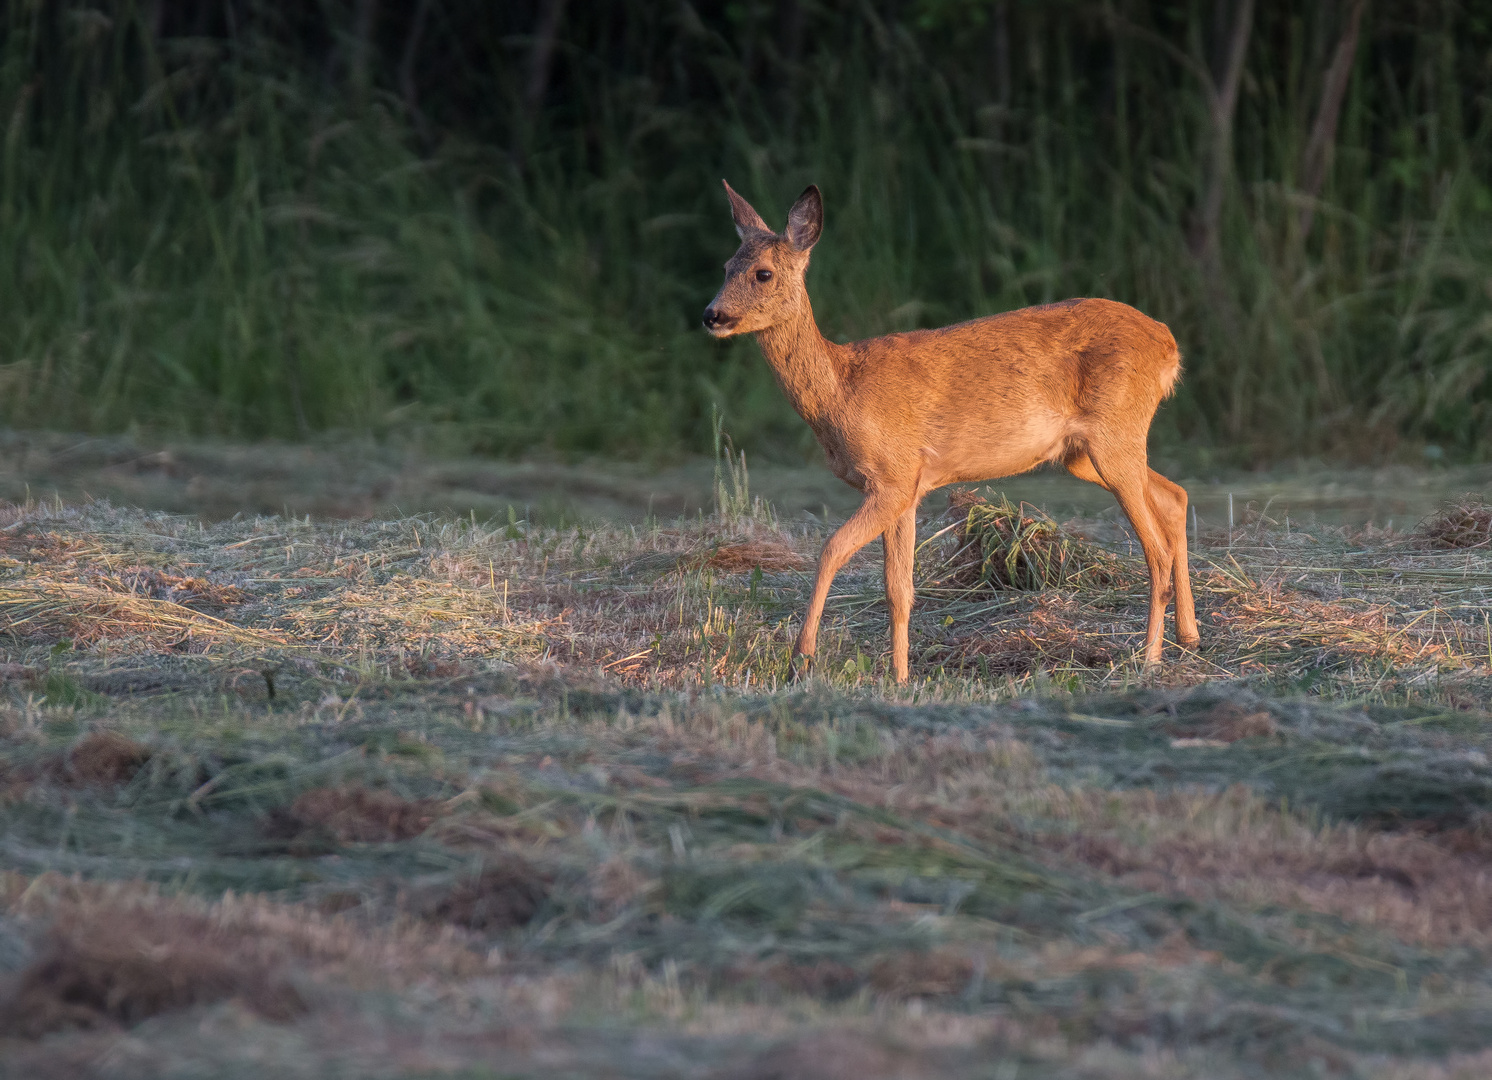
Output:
[{"left": 702, "top": 181, "right": 822, "bottom": 337}]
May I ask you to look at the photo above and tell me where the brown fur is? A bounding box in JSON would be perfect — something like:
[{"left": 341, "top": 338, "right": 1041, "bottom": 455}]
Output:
[{"left": 704, "top": 181, "right": 1199, "bottom": 680}]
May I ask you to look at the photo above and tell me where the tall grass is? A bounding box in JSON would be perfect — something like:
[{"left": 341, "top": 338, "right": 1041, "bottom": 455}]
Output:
[{"left": 0, "top": 2, "right": 1488, "bottom": 463}]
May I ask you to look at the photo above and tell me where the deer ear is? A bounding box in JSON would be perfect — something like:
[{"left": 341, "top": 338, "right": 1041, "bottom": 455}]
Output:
[
  {"left": 785, "top": 185, "right": 822, "bottom": 251},
  {"left": 722, "top": 180, "right": 770, "bottom": 239}
]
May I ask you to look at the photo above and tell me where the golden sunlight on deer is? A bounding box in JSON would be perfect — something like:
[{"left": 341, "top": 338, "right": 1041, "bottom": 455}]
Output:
[{"left": 703, "top": 181, "right": 1198, "bottom": 682}]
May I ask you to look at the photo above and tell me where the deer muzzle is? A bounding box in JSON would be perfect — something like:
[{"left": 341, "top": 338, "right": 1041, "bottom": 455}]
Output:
[{"left": 702, "top": 305, "right": 739, "bottom": 335}]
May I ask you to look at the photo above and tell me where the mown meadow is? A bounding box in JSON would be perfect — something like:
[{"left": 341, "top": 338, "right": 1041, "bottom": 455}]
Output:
[{"left": 2, "top": 473, "right": 1492, "bottom": 1076}]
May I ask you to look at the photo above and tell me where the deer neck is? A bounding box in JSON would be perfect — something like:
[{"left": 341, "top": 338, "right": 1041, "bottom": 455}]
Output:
[{"left": 752, "top": 297, "right": 844, "bottom": 426}]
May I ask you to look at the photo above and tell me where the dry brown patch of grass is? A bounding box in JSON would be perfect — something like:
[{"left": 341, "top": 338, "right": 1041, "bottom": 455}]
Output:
[
  {"left": 89, "top": 565, "right": 247, "bottom": 607},
  {"left": 1051, "top": 787, "right": 1492, "bottom": 950},
  {"left": 415, "top": 856, "right": 553, "bottom": 931},
  {"left": 719, "top": 956, "right": 863, "bottom": 1000},
  {"left": 261, "top": 786, "right": 443, "bottom": 850},
  {"left": 0, "top": 903, "right": 305, "bottom": 1037},
  {"left": 1163, "top": 701, "right": 1280, "bottom": 743},
  {"left": 0, "top": 872, "right": 489, "bottom": 1039},
  {"left": 7, "top": 731, "right": 156, "bottom": 796},
  {"left": 701, "top": 539, "right": 812, "bottom": 573},
  {"left": 270, "top": 574, "right": 548, "bottom": 658},
  {"left": 722, "top": 1029, "right": 941, "bottom": 1080},
  {"left": 58, "top": 730, "right": 152, "bottom": 787},
  {"left": 939, "top": 596, "right": 1114, "bottom": 675},
  {"left": 1210, "top": 585, "right": 1444, "bottom": 670},
  {"left": 868, "top": 948, "right": 976, "bottom": 999},
  {"left": 0, "top": 580, "right": 282, "bottom": 650}
]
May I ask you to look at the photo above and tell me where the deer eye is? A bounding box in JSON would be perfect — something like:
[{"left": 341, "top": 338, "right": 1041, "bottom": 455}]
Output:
[{"left": 755, "top": 269, "right": 773, "bottom": 282}]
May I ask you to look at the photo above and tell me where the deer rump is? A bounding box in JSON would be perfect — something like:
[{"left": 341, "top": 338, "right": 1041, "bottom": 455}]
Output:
[{"left": 703, "top": 182, "right": 1198, "bottom": 682}]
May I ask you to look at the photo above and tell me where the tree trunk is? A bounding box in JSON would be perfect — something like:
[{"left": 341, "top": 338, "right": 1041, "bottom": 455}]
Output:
[
  {"left": 1190, "top": 0, "right": 1255, "bottom": 268},
  {"left": 1299, "top": 0, "right": 1367, "bottom": 237}
]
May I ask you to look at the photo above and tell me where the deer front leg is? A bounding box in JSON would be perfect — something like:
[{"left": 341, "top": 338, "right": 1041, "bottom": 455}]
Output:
[
  {"left": 792, "top": 491, "right": 907, "bottom": 680},
  {"left": 883, "top": 507, "right": 917, "bottom": 683}
]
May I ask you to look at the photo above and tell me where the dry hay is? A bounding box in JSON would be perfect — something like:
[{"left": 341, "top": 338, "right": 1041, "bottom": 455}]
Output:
[
  {"left": 702, "top": 539, "right": 811, "bottom": 574},
  {"left": 0, "top": 732, "right": 154, "bottom": 800},
  {"left": 1057, "top": 786, "right": 1492, "bottom": 952},
  {"left": 0, "top": 901, "right": 304, "bottom": 1038},
  {"left": 0, "top": 580, "right": 280, "bottom": 651},
  {"left": 936, "top": 490, "right": 1129, "bottom": 591},
  {"left": 1418, "top": 496, "right": 1492, "bottom": 549},
  {"left": 269, "top": 574, "right": 548, "bottom": 659},
  {"left": 414, "top": 855, "right": 553, "bottom": 931},
  {"left": 718, "top": 955, "right": 862, "bottom": 1001},
  {"left": 261, "top": 785, "right": 443, "bottom": 852},
  {"left": 938, "top": 596, "right": 1114, "bottom": 675},
  {"left": 0, "top": 873, "right": 489, "bottom": 1042},
  {"left": 59, "top": 731, "right": 153, "bottom": 787},
  {"left": 85, "top": 565, "right": 247, "bottom": 608},
  {"left": 1163, "top": 701, "right": 1279, "bottom": 744},
  {"left": 586, "top": 855, "right": 656, "bottom": 920},
  {"left": 720, "top": 1030, "right": 942, "bottom": 1080},
  {"left": 1210, "top": 585, "right": 1445, "bottom": 671},
  {"left": 867, "top": 948, "right": 976, "bottom": 999}
]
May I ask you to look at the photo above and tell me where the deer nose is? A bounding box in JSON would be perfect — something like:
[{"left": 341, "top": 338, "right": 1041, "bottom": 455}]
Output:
[{"left": 702, "top": 306, "right": 738, "bottom": 332}]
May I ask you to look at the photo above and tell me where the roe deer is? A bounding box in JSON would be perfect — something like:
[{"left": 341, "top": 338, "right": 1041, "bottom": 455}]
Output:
[{"left": 703, "top": 182, "right": 1199, "bottom": 683}]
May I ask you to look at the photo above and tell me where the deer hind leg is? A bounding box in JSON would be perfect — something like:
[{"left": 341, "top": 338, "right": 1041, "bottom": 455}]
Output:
[
  {"left": 793, "top": 490, "right": 909, "bottom": 680},
  {"left": 1146, "top": 468, "right": 1199, "bottom": 648},
  {"left": 1066, "top": 446, "right": 1173, "bottom": 665},
  {"left": 883, "top": 507, "right": 917, "bottom": 683}
]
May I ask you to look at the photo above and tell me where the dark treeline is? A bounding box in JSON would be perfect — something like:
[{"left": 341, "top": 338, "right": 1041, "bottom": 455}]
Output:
[{"left": 1, "top": 1, "right": 1489, "bottom": 463}]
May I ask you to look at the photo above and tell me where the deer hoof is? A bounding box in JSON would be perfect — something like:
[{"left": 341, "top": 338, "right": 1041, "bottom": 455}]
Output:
[{"left": 789, "top": 653, "right": 814, "bottom": 682}]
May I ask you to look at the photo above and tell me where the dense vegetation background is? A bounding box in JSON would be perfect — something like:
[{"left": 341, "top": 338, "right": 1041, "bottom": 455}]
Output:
[{"left": 0, "top": 0, "right": 1488, "bottom": 465}]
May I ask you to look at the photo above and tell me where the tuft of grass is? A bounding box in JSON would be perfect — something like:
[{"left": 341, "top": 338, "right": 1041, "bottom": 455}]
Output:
[{"left": 936, "top": 490, "right": 1129, "bottom": 592}]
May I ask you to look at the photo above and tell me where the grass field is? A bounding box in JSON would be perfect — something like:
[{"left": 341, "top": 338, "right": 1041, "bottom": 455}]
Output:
[{"left": 3, "top": 454, "right": 1492, "bottom": 1077}]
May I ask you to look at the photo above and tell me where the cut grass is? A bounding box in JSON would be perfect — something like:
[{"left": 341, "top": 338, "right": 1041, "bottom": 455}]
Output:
[{"left": 3, "top": 494, "right": 1492, "bottom": 1076}]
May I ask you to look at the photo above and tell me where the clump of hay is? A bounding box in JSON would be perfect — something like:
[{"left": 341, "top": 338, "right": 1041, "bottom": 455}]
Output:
[
  {"left": 702, "top": 539, "right": 811, "bottom": 574},
  {"left": 0, "top": 904, "right": 304, "bottom": 1037},
  {"left": 1165, "top": 701, "right": 1280, "bottom": 743},
  {"left": 262, "top": 786, "right": 443, "bottom": 853},
  {"left": 1418, "top": 496, "right": 1492, "bottom": 549},
  {"left": 0, "top": 580, "right": 283, "bottom": 650},
  {"left": 719, "top": 956, "right": 861, "bottom": 1001},
  {"left": 91, "top": 565, "right": 247, "bottom": 608},
  {"left": 418, "top": 857, "right": 552, "bottom": 931},
  {"left": 942, "top": 490, "right": 1126, "bottom": 591},
  {"left": 60, "top": 731, "right": 152, "bottom": 787},
  {"left": 867, "top": 948, "right": 975, "bottom": 999}
]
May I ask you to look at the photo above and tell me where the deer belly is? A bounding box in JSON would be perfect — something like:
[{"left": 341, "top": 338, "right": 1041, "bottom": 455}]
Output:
[{"left": 944, "top": 411, "right": 1071, "bottom": 482}]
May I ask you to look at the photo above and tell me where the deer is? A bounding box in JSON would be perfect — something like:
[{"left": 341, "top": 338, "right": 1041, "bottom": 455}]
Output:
[{"left": 702, "top": 181, "right": 1199, "bottom": 683}]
